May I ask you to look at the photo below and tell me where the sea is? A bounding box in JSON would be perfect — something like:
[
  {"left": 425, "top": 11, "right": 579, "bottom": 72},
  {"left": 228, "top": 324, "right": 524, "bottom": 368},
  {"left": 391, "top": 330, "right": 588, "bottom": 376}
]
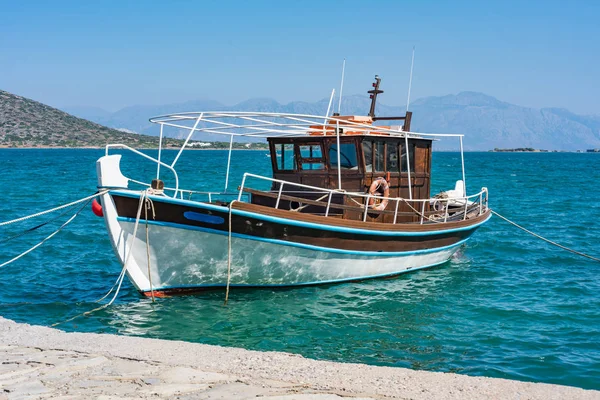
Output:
[{"left": 0, "top": 148, "right": 599, "bottom": 390}]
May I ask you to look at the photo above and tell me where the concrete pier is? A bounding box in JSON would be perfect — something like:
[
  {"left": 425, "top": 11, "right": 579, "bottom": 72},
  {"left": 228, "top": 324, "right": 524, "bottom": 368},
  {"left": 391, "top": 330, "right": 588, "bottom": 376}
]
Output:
[{"left": 0, "top": 317, "right": 598, "bottom": 399}]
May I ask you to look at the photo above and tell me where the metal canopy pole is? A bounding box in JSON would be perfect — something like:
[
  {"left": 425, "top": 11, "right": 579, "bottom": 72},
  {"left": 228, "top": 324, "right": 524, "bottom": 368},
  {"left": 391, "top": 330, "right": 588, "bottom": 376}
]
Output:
[
  {"left": 156, "top": 123, "right": 164, "bottom": 179},
  {"left": 459, "top": 136, "right": 466, "bottom": 196},
  {"left": 171, "top": 113, "right": 203, "bottom": 168},
  {"left": 225, "top": 134, "right": 234, "bottom": 192},
  {"left": 405, "top": 135, "right": 413, "bottom": 200}
]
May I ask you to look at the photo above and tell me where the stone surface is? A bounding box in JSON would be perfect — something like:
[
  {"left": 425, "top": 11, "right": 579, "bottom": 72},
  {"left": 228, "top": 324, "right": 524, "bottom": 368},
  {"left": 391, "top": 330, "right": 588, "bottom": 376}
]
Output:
[{"left": 0, "top": 316, "right": 598, "bottom": 399}]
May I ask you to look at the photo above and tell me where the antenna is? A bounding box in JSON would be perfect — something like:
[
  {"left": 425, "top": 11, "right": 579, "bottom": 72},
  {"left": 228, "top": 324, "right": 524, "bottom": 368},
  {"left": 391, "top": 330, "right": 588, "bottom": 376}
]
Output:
[
  {"left": 406, "top": 46, "right": 415, "bottom": 112},
  {"left": 323, "top": 88, "right": 335, "bottom": 133},
  {"left": 325, "top": 88, "right": 335, "bottom": 118},
  {"left": 337, "top": 58, "right": 346, "bottom": 115}
]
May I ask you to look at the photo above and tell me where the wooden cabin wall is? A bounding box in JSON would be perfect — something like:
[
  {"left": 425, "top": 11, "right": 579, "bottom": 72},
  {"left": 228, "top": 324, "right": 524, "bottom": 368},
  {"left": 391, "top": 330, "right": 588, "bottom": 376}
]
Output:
[
  {"left": 360, "top": 138, "right": 431, "bottom": 223},
  {"left": 266, "top": 136, "right": 432, "bottom": 224}
]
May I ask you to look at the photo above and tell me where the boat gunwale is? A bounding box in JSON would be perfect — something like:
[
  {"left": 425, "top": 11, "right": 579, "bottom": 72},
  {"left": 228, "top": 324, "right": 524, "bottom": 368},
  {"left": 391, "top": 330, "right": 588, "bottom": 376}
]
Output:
[{"left": 109, "top": 189, "right": 491, "bottom": 236}]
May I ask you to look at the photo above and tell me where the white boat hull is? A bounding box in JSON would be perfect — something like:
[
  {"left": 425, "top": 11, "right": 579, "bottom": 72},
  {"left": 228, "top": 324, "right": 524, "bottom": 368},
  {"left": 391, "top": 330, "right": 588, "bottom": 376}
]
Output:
[{"left": 116, "top": 220, "right": 462, "bottom": 292}]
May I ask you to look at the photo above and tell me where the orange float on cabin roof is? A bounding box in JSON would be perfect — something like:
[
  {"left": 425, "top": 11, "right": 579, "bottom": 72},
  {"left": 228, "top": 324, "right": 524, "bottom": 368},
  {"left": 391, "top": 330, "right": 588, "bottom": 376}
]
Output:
[{"left": 308, "top": 115, "right": 394, "bottom": 136}]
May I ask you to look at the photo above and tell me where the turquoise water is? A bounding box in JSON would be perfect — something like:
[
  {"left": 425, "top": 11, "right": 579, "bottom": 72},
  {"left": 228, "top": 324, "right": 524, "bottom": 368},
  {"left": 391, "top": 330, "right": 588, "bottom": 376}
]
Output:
[{"left": 1, "top": 149, "right": 599, "bottom": 390}]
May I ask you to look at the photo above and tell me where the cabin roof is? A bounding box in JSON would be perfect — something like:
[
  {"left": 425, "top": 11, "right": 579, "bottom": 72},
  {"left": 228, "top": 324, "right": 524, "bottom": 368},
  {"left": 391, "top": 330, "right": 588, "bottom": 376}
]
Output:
[{"left": 148, "top": 112, "right": 459, "bottom": 140}]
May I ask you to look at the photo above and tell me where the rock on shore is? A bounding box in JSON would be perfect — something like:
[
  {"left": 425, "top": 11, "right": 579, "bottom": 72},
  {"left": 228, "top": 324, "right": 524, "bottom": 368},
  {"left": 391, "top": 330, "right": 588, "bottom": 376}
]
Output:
[{"left": 0, "top": 317, "right": 598, "bottom": 399}]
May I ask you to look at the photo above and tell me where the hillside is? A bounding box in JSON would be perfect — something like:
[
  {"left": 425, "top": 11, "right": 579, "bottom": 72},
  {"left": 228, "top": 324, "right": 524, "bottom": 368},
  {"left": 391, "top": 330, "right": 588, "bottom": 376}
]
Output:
[
  {"left": 0, "top": 90, "right": 183, "bottom": 148},
  {"left": 65, "top": 92, "right": 600, "bottom": 151}
]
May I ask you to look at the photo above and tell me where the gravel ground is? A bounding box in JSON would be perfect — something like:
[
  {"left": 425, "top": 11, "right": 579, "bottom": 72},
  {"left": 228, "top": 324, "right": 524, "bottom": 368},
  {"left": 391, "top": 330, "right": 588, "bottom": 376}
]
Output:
[{"left": 0, "top": 317, "right": 598, "bottom": 399}]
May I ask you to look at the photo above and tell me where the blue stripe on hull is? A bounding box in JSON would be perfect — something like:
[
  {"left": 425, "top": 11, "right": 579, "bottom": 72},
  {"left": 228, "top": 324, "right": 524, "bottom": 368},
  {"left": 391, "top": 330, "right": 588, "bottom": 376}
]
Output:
[
  {"left": 117, "top": 216, "right": 469, "bottom": 257},
  {"left": 111, "top": 190, "right": 491, "bottom": 237}
]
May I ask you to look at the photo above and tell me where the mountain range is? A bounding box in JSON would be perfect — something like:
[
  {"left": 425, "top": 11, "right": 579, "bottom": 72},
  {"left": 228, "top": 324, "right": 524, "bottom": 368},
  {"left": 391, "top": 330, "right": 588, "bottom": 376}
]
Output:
[{"left": 62, "top": 92, "right": 600, "bottom": 151}]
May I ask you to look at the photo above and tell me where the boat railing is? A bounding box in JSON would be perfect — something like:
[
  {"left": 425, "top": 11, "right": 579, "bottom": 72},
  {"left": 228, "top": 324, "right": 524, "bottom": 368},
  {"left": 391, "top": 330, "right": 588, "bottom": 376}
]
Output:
[
  {"left": 238, "top": 173, "right": 488, "bottom": 224},
  {"left": 105, "top": 144, "right": 181, "bottom": 197},
  {"left": 128, "top": 178, "right": 249, "bottom": 202}
]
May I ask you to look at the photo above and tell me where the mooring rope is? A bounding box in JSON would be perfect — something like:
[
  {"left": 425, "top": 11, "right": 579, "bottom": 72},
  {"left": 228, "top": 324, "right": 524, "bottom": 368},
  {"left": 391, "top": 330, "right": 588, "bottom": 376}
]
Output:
[
  {"left": 0, "top": 203, "right": 80, "bottom": 245},
  {"left": 53, "top": 190, "right": 148, "bottom": 326},
  {"left": 224, "top": 200, "right": 237, "bottom": 305},
  {"left": 0, "top": 190, "right": 110, "bottom": 227},
  {"left": 0, "top": 201, "right": 91, "bottom": 269},
  {"left": 144, "top": 195, "right": 156, "bottom": 302},
  {"left": 492, "top": 210, "right": 600, "bottom": 263}
]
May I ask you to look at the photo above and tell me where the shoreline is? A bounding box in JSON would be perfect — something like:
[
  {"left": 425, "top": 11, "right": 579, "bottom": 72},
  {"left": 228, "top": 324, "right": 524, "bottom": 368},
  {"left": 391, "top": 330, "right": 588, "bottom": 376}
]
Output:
[
  {"left": 0, "top": 146, "right": 268, "bottom": 151},
  {"left": 0, "top": 316, "right": 597, "bottom": 399}
]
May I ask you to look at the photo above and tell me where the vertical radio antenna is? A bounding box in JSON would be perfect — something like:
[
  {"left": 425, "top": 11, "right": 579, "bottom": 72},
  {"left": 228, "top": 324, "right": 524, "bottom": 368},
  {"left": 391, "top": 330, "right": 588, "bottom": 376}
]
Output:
[
  {"left": 325, "top": 88, "right": 335, "bottom": 118},
  {"left": 406, "top": 46, "right": 415, "bottom": 112},
  {"left": 337, "top": 58, "right": 346, "bottom": 115}
]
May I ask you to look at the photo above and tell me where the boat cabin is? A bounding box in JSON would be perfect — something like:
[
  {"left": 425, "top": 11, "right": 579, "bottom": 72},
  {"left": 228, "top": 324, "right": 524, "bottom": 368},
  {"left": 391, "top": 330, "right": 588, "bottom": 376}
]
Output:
[{"left": 248, "top": 77, "right": 434, "bottom": 223}]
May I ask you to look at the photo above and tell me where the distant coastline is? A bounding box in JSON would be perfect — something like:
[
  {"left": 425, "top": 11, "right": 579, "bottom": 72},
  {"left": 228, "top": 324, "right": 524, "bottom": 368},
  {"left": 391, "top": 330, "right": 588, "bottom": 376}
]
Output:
[{"left": 488, "top": 147, "right": 594, "bottom": 153}]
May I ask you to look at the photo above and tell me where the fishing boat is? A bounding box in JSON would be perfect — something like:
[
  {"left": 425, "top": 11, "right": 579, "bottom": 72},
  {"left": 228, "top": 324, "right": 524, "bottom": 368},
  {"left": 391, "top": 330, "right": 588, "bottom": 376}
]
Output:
[{"left": 95, "top": 76, "right": 490, "bottom": 296}]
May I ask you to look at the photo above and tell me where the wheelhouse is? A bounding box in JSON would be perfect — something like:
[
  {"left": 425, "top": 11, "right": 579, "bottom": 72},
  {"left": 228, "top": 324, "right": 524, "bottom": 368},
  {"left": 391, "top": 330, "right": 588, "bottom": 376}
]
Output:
[{"left": 143, "top": 76, "right": 484, "bottom": 226}]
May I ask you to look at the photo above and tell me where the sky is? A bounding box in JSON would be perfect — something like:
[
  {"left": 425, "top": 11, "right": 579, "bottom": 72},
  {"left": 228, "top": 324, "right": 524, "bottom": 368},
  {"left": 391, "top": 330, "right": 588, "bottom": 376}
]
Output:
[{"left": 1, "top": 0, "right": 598, "bottom": 114}]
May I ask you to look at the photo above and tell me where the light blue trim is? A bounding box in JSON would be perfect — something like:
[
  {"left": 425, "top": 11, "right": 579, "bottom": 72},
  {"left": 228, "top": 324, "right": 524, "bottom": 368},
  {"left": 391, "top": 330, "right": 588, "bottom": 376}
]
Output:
[
  {"left": 141, "top": 258, "right": 451, "bottom": 292},
  {"left": 111, "top": 189, "right": 491, "bottom": 237},
  {"left": 117, "top": 217, "right": 469, "bottom": 256}
]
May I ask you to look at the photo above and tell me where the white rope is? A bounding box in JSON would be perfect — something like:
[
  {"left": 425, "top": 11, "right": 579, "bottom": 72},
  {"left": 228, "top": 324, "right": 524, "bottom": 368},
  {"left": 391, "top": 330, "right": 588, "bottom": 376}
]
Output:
[
  {"left": 54, "top": 190, "right": 148, "bottom": 326},
  {"left": 144, "top": 196, "right": 156, "bottom": 302},
  {"left": 224, "top": 200, "right": 237, "bottom": 305},
  {"left": 0, "top": 190, "right": 110, "bottom": 227},
  {"left": 0, "top": 202, "right": 89, "bottom": 269},
  {"left": 290, "top": 193, "right": 329, "bottom": 212},
  {"left": 492, "top": 210, "right": 600, "bottom": 263}
]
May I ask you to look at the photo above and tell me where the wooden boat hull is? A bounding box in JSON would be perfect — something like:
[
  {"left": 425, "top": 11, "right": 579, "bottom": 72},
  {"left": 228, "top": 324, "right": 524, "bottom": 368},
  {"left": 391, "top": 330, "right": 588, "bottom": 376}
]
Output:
[{"left": 100, "top": 190, "right": 490, "bottom": 295}]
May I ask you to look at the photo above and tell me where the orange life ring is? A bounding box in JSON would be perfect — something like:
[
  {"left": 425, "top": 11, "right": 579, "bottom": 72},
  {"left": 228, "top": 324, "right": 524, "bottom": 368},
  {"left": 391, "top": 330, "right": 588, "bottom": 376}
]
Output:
[{"left": 368, "top": 177, "right": 390, "bottom": 211}]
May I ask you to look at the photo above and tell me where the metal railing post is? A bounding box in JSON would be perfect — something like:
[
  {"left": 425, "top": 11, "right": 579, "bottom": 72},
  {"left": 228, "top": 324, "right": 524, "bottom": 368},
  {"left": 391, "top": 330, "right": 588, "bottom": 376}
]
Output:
[
  {"left": 224, "top": 134, "right": 234, "bottom": 192},
  {"left": 275, "top": 183, "right": 284, "bottom": 209},
  {"left": 157, "top": 123, "right": 163, "bottom": 180},
  {"left": 325, "top": 192, "right": 333, "bottom": 217},
  {"left": 404, "top": 135, "right": 413, "bottom": 200},
  {"left": 393, "top": 199, "right": 400, "bottom": 224},
  {"left": 363, "top": 195, "right": 371, "bottom": 222},
  {"left": 420, "top": 201, "right": 425, "bottom": 224}
]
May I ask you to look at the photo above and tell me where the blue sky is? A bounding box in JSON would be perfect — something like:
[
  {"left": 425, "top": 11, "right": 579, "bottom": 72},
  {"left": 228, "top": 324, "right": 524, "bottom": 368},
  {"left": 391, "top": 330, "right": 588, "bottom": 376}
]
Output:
[{"left": 1, "top": 0, "right": 598, "bottom": 114}]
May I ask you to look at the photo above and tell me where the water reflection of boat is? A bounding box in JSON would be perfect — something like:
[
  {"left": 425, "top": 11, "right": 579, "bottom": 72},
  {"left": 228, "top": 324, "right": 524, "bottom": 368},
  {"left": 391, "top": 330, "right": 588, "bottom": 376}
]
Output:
[{"left": 95, "top": 76, "right": 490, "bottom": 296}]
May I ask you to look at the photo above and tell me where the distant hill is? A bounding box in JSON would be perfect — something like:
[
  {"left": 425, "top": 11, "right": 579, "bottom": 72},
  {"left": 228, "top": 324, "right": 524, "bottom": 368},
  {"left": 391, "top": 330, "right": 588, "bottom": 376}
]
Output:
[
  {"left": 0, "top": 90, "right": 183, "bottom": 148},
  {"left": 64, "top": 92, "right": 600, "bottom": 151}
]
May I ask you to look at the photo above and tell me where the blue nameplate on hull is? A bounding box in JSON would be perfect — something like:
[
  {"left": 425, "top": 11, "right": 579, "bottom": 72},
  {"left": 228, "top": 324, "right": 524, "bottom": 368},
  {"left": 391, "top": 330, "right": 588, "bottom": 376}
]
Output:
[{"left": 183, "top": 211, "right": 225, "bottom": 225}]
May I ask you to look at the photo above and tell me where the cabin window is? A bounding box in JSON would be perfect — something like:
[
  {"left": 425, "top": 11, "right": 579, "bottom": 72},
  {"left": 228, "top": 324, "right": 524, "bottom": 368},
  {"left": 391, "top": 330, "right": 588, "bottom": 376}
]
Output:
[
  {"left": 374, "top": 141, "right": 385, "bottom": 172},
  {"left": 329, "top": 142, "right": 358, "bottom": 169},
  {"left": 275, "top": 143, "right": 296, "bottom": 171},
  {"left": 362, "top": 141, "right": 373, "bottom": 172},
  {"left": 299, "top": 144, "right": 323, "bottom": 158},
  {"left": 298, "top": 144, "right": 325, "bottom": 171},
  {"left": 400, "top": 142, "right": 415, "bottom": 173},
  {"left": 387, "top": 142, "right": 399, "bottom": 172}
]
